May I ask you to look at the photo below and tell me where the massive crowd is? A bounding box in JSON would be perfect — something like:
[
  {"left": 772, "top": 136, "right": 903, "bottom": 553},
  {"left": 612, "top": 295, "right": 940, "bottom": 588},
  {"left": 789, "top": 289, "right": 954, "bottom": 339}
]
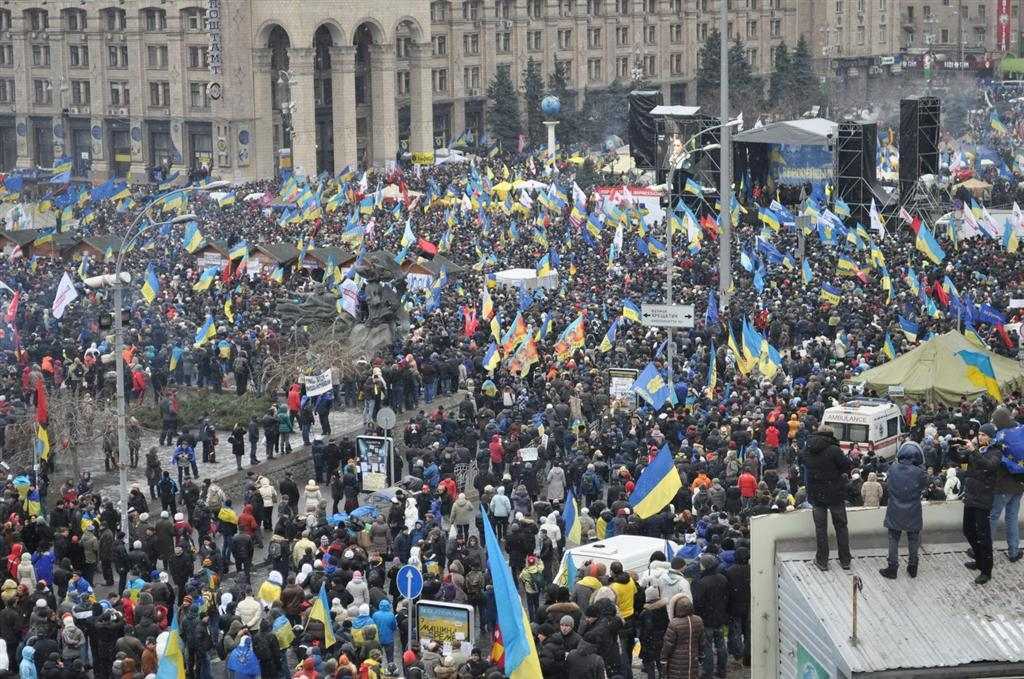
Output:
[{"left": 0, "top": 81, "right": 1016, "bottom": 679}]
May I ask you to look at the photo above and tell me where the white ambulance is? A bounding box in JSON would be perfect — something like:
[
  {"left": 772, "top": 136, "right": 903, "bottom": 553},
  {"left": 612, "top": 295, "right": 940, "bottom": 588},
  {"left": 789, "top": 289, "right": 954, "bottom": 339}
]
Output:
[{"left": 821, "top": 398, "right": 905, "bottom": 459}]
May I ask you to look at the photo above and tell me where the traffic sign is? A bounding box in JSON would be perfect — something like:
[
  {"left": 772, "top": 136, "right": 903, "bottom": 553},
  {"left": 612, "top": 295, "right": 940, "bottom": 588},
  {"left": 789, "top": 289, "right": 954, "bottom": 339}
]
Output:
[
  {"left": 640, "top": 303, "right": 695, "bottom": 328},
  {"left": 376, "top": 407, "right": 397, "bottom": 431},
  {"left": 397, "top": 565, "right": 423, "bottom": 599}
]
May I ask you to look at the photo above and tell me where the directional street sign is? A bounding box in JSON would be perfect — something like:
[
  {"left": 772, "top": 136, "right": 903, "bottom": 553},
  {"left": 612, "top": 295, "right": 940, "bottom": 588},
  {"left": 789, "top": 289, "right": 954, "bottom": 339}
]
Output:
[
  {"left": 376, "top": 406, "right": 397, "bottom": 431},
  {"left": 397, "top": 564, "right": 424, "bottom": 599},
  {"left": 640, "top": 303, "right": 695, "bottom": 328}
]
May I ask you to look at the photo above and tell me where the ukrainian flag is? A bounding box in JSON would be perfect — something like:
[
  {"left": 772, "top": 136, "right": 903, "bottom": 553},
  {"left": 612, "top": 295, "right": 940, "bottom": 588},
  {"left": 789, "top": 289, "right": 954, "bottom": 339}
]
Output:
[
  {"left": 563, "top": 490, "right": 582, "bottom": 544},
  {"left": 224, "top": 297, "right": 234, "bottom": 324},
  {"left": 35, "top": 425, "right": 50, "bottom": 462},
  {"left": 628, "top": 444, "right": 682, "bottom": 518},
  {"left": 229, "top": 240, "right": 248, "bottom": 260},
  {"left": 684, "top": 177, "right": 702, "bottom": 195},
  {"left": 481, "top": 288, "right": 494, "bottom": 320},
  {"left": 991, "top": 110, "right": 1008, "bottom": 136},
  {"left": 648, "top": 236, "right": 666, "bottom": 257},
  {"left": 156, "top": 610, "right": 186, "bottom": 679},
  {"left": 270, "top": 266, "right": 285, "bottom": 284},
  {"left": 1003, "top": 219, "right": 1019, "bottom": 253},
  {"left": 598, "top": 318, "right": 619, "bottom": 353},
  {"left": 759, "top": 206, "right": 781, "bottom": 232},
  {"left": 801, "top": 258, "right": 814, "bottom": 286},
  {"left": 882, "top": 332, "right": 896, "bottom": 361},
  {"left": 483, "top": 342, "right": 500, "bottom": 372},
  {"left": 820, "top": 282, "right": 842, "bottom": 305},
  {"left": 631, "top": 361, "right": 671, "bottom": 410},
  {"left": 182, "top": 222, "right": 205, "bottom": 253},
  {"left": 535, "top": 253, "right": 552, "bottom": 277},
  {"left": 272, "top": 614, "right": 294, "bottom": 650},
  {"left": 742, "top": 318, "right": 765, "bottom": 365},
  {"left": 192, "top": 267, "right": 217, "bottom": 292},
  {"left": 898, "top": 315, "right": 918, "bottom": 342},
  {"left": 957, "top": 349, "right": 1002, "bottom": 402},
  {"left": 217, "top": 192, "right": 236, "bottom": 208},
  {"left": 914, "top": 221, "right": 946, "bottom": 264},
  {"left": 141, "top": 263, "right": 160, "bottom": 304},
  {"left": 501, "top": 313, "right": 528, "bottom": 353},
  {"left": 728, "top": 323, "right": 751, "bottom": 375},
  {"left": 964, "top": 323, "right": 988, "bottom": 349},
  {"left": 194, "top": 316, "right": 216, "bottom": 347},
  {"left": 586, "top": 212, "right": 604, "bottom": 239},
  {"left": 161, "top": 190, "right": 186, "bottom": 213},
  {"left": 490, "top": 315, "right": 501, "bottom": 341},
  {"left": 481, "top": 507, "right": 542, "bottom": 679},
  {"left": 308, "top": 583, "right": 337, "bottom": 648},
  {"left": 169, "top": 346, "right": 183, "bottom": 371},
  {"left": 49, "top": 157, "right": 72, "bottom": 184},
  {"left": 35, "top": 228, "right": 56, "bottom": 246},
  {"left": 705, "top": 342, "right": 717, "bottom": 397},
  {"left": 622, "top": 299, "right": 640, "bottom": 322}
]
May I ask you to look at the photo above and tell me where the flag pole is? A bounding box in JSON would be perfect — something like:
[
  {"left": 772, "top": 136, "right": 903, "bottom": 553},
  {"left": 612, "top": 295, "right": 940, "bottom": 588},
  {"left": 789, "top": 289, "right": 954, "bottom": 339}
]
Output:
[{"left": 718, "top": 0, "right": 733, "bottom": 311}]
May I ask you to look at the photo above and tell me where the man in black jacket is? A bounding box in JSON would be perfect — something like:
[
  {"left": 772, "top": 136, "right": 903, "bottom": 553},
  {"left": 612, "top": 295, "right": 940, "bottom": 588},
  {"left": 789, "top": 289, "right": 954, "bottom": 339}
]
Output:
[
  {"left": 726, "top": 545, "right": 751, "bottom": 667},
  {"left": 692, "top": 554, "right": 730, "bottom": 679},
  {"left": 800, "top": 424, "right": 854, "bottom": 570},
  {"left": 953, "top": 423, "right": 1003, "bottom": 584}
]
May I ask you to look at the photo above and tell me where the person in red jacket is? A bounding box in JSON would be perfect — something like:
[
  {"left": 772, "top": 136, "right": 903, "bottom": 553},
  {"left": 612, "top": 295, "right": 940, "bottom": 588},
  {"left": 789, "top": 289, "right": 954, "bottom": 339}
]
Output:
[
  {"left": 287, "top": 383, "right": 302, "bottom": 425},
  {"left": 489, "top": 434, "right": 505, "bottom": 477},
  {"left": 738, "top": 469, "right": 758, "bottom": 508}
]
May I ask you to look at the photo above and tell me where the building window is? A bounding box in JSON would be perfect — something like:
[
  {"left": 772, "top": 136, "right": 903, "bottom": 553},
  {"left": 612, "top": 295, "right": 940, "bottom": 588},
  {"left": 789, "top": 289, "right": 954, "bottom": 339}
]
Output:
[
  {"left": 0, "top": 79, "right": 13, "bottom": 104},
  {"left": 396, "top": 70, "right": 411, "bottom": 96},
  {"left": 110, "top": 82, "right": 130, "bottom": 107},
  {"left": 147, "top": 45, "right": 168, "bottom": 69},
  {"left": 616, "top": 0, "right": 630, "bottom": 14},
  {"left": 183, "top": 8, "right": 208, "bottom": 31},
  {"left": 188, "top": 45, "right": 209, "bottom": 69},
  {"left": 64, "top": 9, "right": 87, "bottom": 31},
  {"left": 617, "top": 26, "right": 630, "bottom": 46},
  {"left": 0, "top": 11, "right": 10, "bottom": 32},
  {"left": 643, "top": 54, "right": 655, "bottom": 77},
  {"left": 497, "top": 32, "right": 511, "bottom": 53},
  {"left": 746, "top": 47, "right": 757, "bottom": 66},
  {"left": 103, "top": 8, "right": 127, "bottom": 32},
  {"left": 432, "top": 35, "right": 448, "bottom": 56},
  {"left": 558, "top": 28, "right": 573, "bottom": 50},
  {"left": 879, "top": 23, "right": 887, "bottom": 42},
  {"left": 26, "top": 9, "right": 48, "bottom": 31},
  {"left": 698, "top": 22, "right": 708, "bottom": 40},
  {"left": 940, "top": 28, "right": 948, "bottom": 43},
  {"left": 0, "top": 45, "right": 12, "bottom": 67},
  {"left": 670, "top": 24, "right": 682, "bottom": 44},
  {"left": 430, "top": 1, "right": 448, "bottom": 22},
  {"left": 149, "top": 81, "right": 170, "bottom": 107},
  {"left": 527, "top": 30, "right": 543, "bottom": 51},
  {"left": 587, "top": 0, "right": 603, "bottom": 15},
  {"left": 497, "top": 0, "right": 513, "bottom": 18},
  {"left": 670, "top": 0, "right": 683, "bottom": 11},
  {"left": 528, "top": 0, "right": 544, "bottom": 19},
  {"left": 463, "top": 65, "right": 480, "bottom": 92},
  {"left": 616, "top": 55, "right": 629, "bottom": 77},
  {"left": 71, "top": 80, "right": 90, "bottom": 106},
  {"left": 463, "top": 33, "right": 480, "bottom": 55},
  {"left": 33, "top": 78, "right": 52, "bottom": 105},
  {"left": 587, "top": 57, "right": 602, "bottom": 81},
  {"left": 31, "top": 44, "right": 50, "bottom": 67},
  {"left": 432, "top": 68, "right": 448, "bottom": 94},
  {"left": 396, "top": 37, "right": 412, "bottom": 59},
  {"left": 69, "top": 44, "right": 89, "bottom": 68},
  {"left": 670, "top": 52, "right": 683, "bottom": 74},
  {"left": 588, "top": 27, "right": 602, "bottom": 48},
  {"left": 857, "top": 25, "right": 865, "bottom": 44},
  {"left": 557, "top": 59, "right": 572, "bottom": 84},
  {"left": 108, "top": 45, "right": 128, "bottom": 69},
  {"left": 747, "top": 20, "right": 758, "bottom": 37},
  {"left": 144, "top": 8, "right": 167, "bottom": 32},
  {"left": 771, "top": 18, "right": 781, "bottom": 37},
  {"left": 462, "top": 1, "right": 480, "bottom": 20},
  {"left": 559, "top": 0, "right": 575, "bottom": 17},
  {"left": 189, "top": 82, "right": 209, "bottom": 110},
  {"left": 645, "top": 25, "right": 656, "bottom": 44}
]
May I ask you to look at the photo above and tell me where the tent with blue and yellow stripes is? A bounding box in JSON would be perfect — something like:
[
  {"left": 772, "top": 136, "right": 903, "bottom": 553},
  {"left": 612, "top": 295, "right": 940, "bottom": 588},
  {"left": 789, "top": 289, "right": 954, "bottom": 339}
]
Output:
[{"left": 849, "top": 331, "right": 1024, "bottom": 406}]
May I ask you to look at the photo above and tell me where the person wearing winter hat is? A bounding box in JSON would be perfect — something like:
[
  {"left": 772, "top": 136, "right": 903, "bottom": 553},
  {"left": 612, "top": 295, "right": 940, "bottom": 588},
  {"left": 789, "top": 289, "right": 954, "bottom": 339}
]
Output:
[
  {"left": 799, "top": 422, "right": 854, "bottom": 571},
  {"left": 989, "top": 405, "right": 1024, "bottom": 565},
  {"left": 950, "top": 422, "right": 1003, "bottom": 584},
  {"left": 879, "top": 441, "right": 929, "bottom": 580}
]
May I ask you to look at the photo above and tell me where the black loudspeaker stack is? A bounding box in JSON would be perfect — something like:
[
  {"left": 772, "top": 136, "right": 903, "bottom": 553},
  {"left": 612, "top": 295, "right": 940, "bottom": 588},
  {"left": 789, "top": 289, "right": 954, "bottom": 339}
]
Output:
[
  {"left": 835, "top": 122, "right": 877, "bottom": 219},
  {"left": 628, "top": 89, "right": 663, "bottom": 170},
  {"left": 898, "top": 96, "right": 940, "bottom": 197}
]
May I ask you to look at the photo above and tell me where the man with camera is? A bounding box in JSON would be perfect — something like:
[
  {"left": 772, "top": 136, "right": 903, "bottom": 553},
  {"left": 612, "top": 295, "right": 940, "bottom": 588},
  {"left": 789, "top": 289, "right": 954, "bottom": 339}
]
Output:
[{"left": 950, "top": 423, "right": 1003, "bottom": 585}]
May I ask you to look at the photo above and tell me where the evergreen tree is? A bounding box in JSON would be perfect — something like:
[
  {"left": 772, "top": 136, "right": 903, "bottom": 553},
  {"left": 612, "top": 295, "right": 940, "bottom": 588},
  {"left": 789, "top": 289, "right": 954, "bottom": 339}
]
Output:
[
  {"left": 486, "top": 66, "right": 522, "bottom": 152},
  {"left": 576, "top": 79, "right": 631, "bottom": 149},
  {"left": 767, "top": 43, "right": 791, "bottom": 114},
  {"left": 522, "top": 58, "right": 545, "bottom": 148},
  {"left": 547, "top": 61, "right": 577, "bottom": 144},
  {"left": 696, "top": 30, "right": 723, "bottom": 113},
  {"left": 788, "top": 35, "right": 821, "bottom": 115},
  {"left": 696, "top": 31, "right": 764, "bottom": 120}
]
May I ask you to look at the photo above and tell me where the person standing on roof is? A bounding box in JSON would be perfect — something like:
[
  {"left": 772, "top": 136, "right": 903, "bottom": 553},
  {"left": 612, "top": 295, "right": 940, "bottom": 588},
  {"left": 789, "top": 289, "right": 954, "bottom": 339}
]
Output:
[
  {"left": 799, "top": 422, "right": 853, "bottom": 571},
  {"left": 878, "top": 441, "right": 929, "bottom": 580}
]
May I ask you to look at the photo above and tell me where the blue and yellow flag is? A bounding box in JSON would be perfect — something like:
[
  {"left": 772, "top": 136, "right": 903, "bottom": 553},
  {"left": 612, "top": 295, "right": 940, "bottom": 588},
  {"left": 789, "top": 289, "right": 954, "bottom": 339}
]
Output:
[
  {"left": 35, "top": 425, "right": 50, "bottom": 462},
  {"left": 957, "top": 349, "right": 1002, "bottom": 402},
  {"left": 270, "top": 266, "right": 285, "bottom": 284},
  {"left": 481, "top": 507, "right": 542, "bottom": 679},
  {"left": 194, "top": 316, "right": 216, "bottom": 347},
  {"left": 192, "top": 267, "right": 217, "bottom": 292},
  {"left": 272, "top": 614, "right": 294, "bottom": 650},
  {"left": 535, "top": 253, "right": 552, "bottom": 277},
  {"left": 182, "top": 222, "right": 205, "bottom": 253},
  {"left": 483, "top": 342, "right": 500, "bottom": 372},
  {"left": 914, "top": 220, "right": 946, "bottom": 264},
  {"left": 631, "top": 362, "right": 671, "bottom": 410},
  {"left": 598, "top": 318, "right": 619, "bottom": 353},
  {"left": 308, "top": 583, "right": 337, "bottom": 648},
  {"left": 1003, "top": 219, "right": 1019, "bottom": 254},
  {"left": 141, "top": 263, "right": 160, "bottom": 304},
  {"left": 820, "top": 282, "right": 842, "bottom": 305},
  {"left": 801, "top": 258, "right": 814, "bottom": 286},
  {"left": 229, "top": 240, "right": 248, "bottom": 260},
  {"left": 898, "top": 315, "right": 918, "bottom": 342},
  {"left": 882, "top": 332, "right": 896, "bottom": 361},
  {"left": 156, "top": 610, "right": 186, "bottom": 679},
  {"left": 628, "top": 444, "right": 682, "bottom": 519},
  {"left": 622, "top": 299, "right": 640, "bottom": 322},
  {"left": 563, "top": 490, "right": 582, "bottom": 544},
  {"left": 705, "top": 342, "right": 717, "bottom": 397}
]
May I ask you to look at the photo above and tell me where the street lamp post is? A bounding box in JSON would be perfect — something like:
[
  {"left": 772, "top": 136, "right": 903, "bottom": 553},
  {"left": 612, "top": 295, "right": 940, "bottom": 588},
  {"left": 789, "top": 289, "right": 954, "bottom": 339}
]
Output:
[
  {"left": 718, "top": 0, "right": 732, "bottom": 310},
  {"left": 85, "top": 181, "right": 228, "bottom": 541}
]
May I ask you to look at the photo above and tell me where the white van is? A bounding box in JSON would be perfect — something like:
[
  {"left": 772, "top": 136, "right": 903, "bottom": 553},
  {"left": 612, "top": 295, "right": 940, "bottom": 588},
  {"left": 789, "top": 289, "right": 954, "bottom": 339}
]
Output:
[
  {"left": 554, "top": 535, "right": 681, "bottom": 585},
  {"left": 821, "top": 398, "right": 904, "bottom": 459}
]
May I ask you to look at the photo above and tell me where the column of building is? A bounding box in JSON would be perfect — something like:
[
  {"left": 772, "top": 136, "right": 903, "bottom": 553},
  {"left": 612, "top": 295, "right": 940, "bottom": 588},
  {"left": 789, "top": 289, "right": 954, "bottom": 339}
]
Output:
[
  {"left": 285, "top": 46, "right": 316, "bottom": 176},
  {"left": 330, "top": 45, "right": 357, "bottom": 172},
  {"left": 408, "top": 42, "right": 434, "bottom": 161},
  {"left": 252, "top": 48, "right": 276, "bottom": 179},
  {"left": 13, "top": 13, "right": 30, "bottom": 168},
  {"left": 369, "top": 43, "right": 397, "bottom": 167}
]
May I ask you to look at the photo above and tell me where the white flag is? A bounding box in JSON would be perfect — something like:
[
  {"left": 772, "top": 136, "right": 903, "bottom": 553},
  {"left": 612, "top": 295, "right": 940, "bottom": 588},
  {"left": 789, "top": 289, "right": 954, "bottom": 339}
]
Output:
[
  {"left": 52, "top": 272, "right": 79, "bottom": 319},
  {"left": 869, "top": 199, "right": 886, "bottom": 239}
]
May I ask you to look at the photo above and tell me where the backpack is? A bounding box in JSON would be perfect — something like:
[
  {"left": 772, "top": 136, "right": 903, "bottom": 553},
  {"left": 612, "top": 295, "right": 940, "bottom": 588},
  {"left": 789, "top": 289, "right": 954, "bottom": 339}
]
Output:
[
  {"left": 465, "top": 570, "right": 485, "bottom": 598},
  {"left": 995, "top": 425, "right": 1024, "bottom": 475},
  {"left": 267, "top": 540, "right": 283, "bottom": 560},
  {"left": 216, "top": 633, "right": 229, "bottom": 660},
  {"left": 582, "top": 473, "right": 599, "bottom": 495}
]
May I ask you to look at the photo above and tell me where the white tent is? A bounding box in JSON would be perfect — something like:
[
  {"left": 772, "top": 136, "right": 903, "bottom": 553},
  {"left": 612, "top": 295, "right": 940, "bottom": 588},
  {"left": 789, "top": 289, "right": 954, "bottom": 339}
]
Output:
[
  {"left": 733, "top": 118, "right": 838, "bottom": 146},
  {"left": 493, "top": 268, "right": 559, "bottom": 290}
]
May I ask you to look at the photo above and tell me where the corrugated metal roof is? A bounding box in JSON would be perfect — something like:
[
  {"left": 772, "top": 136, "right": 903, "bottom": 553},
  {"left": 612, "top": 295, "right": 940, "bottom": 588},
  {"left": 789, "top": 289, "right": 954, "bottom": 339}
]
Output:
[{"left": 778, "top": 547, "right": 1024, "bottom": 674}]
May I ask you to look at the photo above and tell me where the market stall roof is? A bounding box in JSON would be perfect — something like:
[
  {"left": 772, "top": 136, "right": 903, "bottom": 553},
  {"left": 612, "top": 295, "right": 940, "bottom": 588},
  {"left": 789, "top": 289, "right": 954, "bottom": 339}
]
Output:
[
  {"left": 733, "top": 118, "right": 837, "bottom": 146},
  {"left": 849, "top": 330, "right": 1024, "bottom": 405}
]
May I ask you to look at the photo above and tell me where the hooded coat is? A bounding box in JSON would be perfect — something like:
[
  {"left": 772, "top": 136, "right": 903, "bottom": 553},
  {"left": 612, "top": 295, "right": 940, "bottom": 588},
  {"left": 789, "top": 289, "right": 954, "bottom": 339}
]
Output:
[
  {"left": 661, "top": 594, "right": 704, "bottom": 679},
  {"left": 884, "top": 444, "right": 929, "bottom": 532},
  {"left": 448, "top": 496, "right": 475, "bottom": 527},
  {"left": 860, "top": 473, "right": 883, "bottom": 507},
  {"left": 371, "top": 600, "right": 397, "bottom": 645},
  {"left": 19, "top": 646, "right": 36, "bottom": 679},
  {"left": 800, "top": 430, "right": 852, "bottom": 506}
]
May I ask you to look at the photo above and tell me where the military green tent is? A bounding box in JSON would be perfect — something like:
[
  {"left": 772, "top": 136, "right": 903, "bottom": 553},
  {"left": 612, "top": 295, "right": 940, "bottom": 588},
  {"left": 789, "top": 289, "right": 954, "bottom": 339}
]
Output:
[{"left": 849, "top": 331, "right": 1024, "bottom": 405}]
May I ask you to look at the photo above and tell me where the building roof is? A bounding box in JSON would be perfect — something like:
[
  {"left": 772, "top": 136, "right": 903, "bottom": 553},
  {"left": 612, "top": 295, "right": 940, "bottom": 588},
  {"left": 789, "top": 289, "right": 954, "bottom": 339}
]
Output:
[
  {"left": 778, "top": 546, "right": 1024, "bottom": 676},
  {"left": 0, "top": 229, "right": 42, "bottom": 246},
  {"left": 733, "top": 117, "right": 837, "bottom": 146},
  {"left": 253, "top": 243, "right": 299, "bottom": 264}
]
